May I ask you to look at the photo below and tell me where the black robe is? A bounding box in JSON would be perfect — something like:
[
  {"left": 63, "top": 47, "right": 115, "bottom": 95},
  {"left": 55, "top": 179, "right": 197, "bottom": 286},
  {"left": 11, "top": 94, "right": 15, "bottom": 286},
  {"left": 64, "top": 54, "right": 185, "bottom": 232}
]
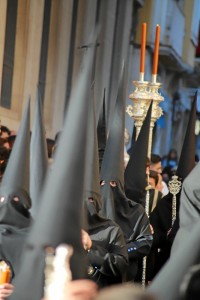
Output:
[
  {"left": 149, "top": 191, "right": 180, "bottom": 275},
  {"left": 144, "top": 188, "right": 163, "bottom": 282},
  {"left": 148, "top": 166, "right": 200, "bottom": 300},
  {"left": 84, "top": 193, "right": 128, "bottom": 287},
  {"left": 135, "top": 188, "right": 163, "bottom": 282},
  {"left": 100, "top": 182, "right": 153, "bottom": 281}
]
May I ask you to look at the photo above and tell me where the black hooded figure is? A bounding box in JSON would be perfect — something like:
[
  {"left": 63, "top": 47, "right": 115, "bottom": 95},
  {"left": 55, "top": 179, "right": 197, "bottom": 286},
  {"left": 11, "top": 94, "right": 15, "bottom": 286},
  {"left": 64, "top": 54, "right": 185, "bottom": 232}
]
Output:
[
  {"left": 150, "top": 92, "right": 197, "bottom": 273},
  {"left": 124, "top": 101, "right": 154, "bottom": 210},
  {"left": 10, "top": 30, "right": 98, "bottom": 300},
  {"left": 100, "top": 63, "right": 152, "bottom": 281},
  {"left": 83, "top": 94, "right": 128, "bottom": 287},
  {"left": 0, "top": 99, "right": 32, "bottom": 279},
  {"left": 124, "top": 102, "right": 159, "bottom": 282}
]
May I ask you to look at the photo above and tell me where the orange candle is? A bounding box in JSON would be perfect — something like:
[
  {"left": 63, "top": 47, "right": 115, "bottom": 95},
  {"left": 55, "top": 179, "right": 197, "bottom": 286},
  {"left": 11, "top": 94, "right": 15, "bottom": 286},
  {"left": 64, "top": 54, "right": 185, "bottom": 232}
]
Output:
[
  {"left": 0, "top": 266, "right": 11, "bottom": 284},
  {"left": 140, "top": 22, "right": 147, "bottom": 74},
  {"left": 152, "top": 24, "right": 160, "bottom": 75}
]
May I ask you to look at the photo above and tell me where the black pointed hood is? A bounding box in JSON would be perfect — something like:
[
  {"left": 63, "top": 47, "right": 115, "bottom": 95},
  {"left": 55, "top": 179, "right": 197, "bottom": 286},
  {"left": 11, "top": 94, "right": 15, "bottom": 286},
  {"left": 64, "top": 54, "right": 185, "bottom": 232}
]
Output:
[
  {"left": 124, "top": 102, "right": 152, "bottom": 205},
  {"left": 100, "top": 63, "right": 126, "bottom": 186},
  {"left": 0, "top": 99, "right": 31, "bottom": 227},
  {"left": 84, "top": 94, "right": 108, "bottom": 229},
  {"left": 127, "top": 124, "right": 136, "bottom": 156},
  {"left": 97, "top": 89, "right": 107, "bottom": 171},
  {"left": 30, "top": 89, "right": 48, "bottom": 219},
  {"left": 98, "top": 66, "right": 152, "bottom": 251},
  {"left": 99, "top": 70, "right": 152, "bottom": 280},
  {"left": 85, "top": 95, "right": 101, "bottom": 207},
  {"left": 176, "top": 92, "right": 197, "bottom": 181},
  {"left": 0, "top": 100, "right": 32, "bottom": 281},
  {"left": 1, "top": 99, "right": 30, "bottom": 196},
  {"left": 84, "top": 90, "right": 125, "bottom": 230},
  {"left": 84, "top": 94, "right": 129, "bottom": 286},
  {"left": 11, "top": 33, "right": 96, "bottom": 300},
  {"left": 99, "top": 63, "right": 126, "bottom": 221}
]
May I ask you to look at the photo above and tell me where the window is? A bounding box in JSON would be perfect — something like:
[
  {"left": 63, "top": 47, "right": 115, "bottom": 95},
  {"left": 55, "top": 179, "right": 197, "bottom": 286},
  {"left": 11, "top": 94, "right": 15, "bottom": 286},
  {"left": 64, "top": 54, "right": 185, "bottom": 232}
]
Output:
[
  {"left": 191, "top": 0, "right": 200, "bottom": 46},
  {"left": 0, "top": 0, "right": 18, "bottom": 108},
  {"left": 38, "top": 0, "right": 52, "bottom": 105}
]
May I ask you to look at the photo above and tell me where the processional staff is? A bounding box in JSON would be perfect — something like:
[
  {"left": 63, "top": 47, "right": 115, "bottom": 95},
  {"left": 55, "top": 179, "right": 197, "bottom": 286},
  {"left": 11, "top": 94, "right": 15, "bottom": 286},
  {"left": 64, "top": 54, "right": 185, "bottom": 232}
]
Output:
[{"left": 126, "top": 22, "right": 164, "bottom": 288}]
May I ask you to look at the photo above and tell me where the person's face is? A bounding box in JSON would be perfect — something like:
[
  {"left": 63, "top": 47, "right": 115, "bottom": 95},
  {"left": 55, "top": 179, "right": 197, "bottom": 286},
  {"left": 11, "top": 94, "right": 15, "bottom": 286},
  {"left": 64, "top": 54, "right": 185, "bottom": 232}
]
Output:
[
  {"left": 3, "top": 142, "right": 10, "bottom": 149},
  {"left": 146, "top": 165, "right": 150, "bottom": 175},
  {"left": 1, "top": 132, "right": 9, "bottom": 139},
  {"left": 170, "top": 150, "right": 177, "bottom": 159},
  {"left": 149, "top": 177, "right": 156, "bottom": 189},
  {"left": 150, "top": 162, "right": 162, "bottom": 174},
  {"left": 156, "top": 174, "right": 163, "bottom": 192}
]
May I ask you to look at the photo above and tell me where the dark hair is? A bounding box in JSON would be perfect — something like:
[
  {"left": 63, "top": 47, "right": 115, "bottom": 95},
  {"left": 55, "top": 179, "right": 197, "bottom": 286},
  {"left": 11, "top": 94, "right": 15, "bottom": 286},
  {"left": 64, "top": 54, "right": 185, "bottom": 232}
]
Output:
[
  {"left": 151, "top": 154, "right": 161, "bottom": 164},
  {"left": 0, "top": 146, "right": 10, "bottom": 160},
  {"left": 149, "top": 170, "right": 159, "bottom": 186},
  {"left": 0, "top": 137, "right": 8, "bottom": 147},
  {"left": 7, "top": 135, "right": 16, "bottom": 148},
  {"left": 0, "top": 147, "right": 10, "bottom": 181},
  {"left": 166, "top": 148, "right": 178, "bottom": 163},
  {"left": 0, "top": 125, "right": 11, "bottom": 136}
]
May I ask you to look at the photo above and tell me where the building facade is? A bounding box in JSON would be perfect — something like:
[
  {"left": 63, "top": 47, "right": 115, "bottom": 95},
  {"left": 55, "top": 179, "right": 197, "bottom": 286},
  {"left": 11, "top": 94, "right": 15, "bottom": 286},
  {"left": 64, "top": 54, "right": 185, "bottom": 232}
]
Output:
[{"left": 0, "top": 0, "right": 200, "bottom": 157}]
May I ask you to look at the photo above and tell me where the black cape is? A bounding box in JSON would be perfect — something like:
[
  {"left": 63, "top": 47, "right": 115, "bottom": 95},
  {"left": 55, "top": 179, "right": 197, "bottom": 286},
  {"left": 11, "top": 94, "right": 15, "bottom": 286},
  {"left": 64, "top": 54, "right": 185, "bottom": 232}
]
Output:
[
  {"left": 100, "top": 181, "right": 152, "bottom": 281},
  {"left": 143, "top": 188, "right": 163, "bottom": 281},
  {"left": 149, "top": 191, "right": 180, "bottom": 276},
  {"left": 84, "top": 191, "right": 128, "bottom": 286}
]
